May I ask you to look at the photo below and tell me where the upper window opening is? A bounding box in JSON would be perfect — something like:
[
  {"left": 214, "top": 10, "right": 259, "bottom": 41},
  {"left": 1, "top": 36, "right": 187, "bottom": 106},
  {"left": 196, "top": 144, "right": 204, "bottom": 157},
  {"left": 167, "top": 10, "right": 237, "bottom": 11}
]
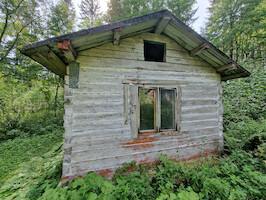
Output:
[{"left": 144, "top": 41, "right": 165, "bottom": 62}]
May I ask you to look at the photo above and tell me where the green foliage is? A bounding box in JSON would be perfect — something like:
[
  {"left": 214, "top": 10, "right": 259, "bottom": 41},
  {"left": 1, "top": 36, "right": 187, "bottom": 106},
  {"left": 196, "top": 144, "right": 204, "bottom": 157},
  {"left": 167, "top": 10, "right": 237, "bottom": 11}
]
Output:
[
  {"left": 205, "top": 0, "right": 265, "bottom": 61},
  {"left": 78, "top": 0, "right": 105, "bottom": 29},
  {"left": 0, "top": 129, "right": 63, "bottom": 187},
  {"left": 222, "top": 61, "right": 266, "bottom": 154},
  {"left": 41, "top": 173, "right": 115, "bottom": 200},
  {"left": 28, "top": 153, "right": 265, "bottom": 200},
  {"left": 0, "top": 140, "right": 63, "bottom": 200},
  {"left": 47, "top": 0, "right": 76, "bottom": 37},
  {"left": 0, "top": 1, "right": 265, "bottom": 200},
  {"left": 107, "top": 0, "right": 198, "bottom": 25},
  {"left": 0, "top": 0, "right": 46, "bottom": 62}
]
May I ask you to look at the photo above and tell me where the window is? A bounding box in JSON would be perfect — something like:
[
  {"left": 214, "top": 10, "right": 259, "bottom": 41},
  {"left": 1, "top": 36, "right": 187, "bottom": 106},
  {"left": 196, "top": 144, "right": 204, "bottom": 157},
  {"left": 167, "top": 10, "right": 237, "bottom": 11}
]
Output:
[
  {"left": 144, "top": 41, "right": 165, "bottom": 62},
  {"left": 139, "top": 87, "right": 176, "bottom": 132},
  {"left": 139, "top": 88, "right": 155, "bottom": 130}
]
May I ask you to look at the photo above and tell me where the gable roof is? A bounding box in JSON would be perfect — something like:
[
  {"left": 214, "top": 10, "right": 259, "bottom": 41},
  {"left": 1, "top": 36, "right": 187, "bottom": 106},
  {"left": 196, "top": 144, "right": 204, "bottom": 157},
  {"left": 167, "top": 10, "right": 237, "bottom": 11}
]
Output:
[{"left": 19, "top": 9, "right": 250, "bottom": 80}]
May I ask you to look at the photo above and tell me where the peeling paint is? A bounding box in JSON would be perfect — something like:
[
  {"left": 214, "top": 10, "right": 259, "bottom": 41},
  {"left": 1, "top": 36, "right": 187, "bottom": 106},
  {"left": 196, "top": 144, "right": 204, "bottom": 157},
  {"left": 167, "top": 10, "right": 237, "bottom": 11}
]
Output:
[
  {"left": 122, "top": 136, "right": 159, "bottom": 146},
  {"left": 98, "top": 169, "right": 113, "bottom": 177}
]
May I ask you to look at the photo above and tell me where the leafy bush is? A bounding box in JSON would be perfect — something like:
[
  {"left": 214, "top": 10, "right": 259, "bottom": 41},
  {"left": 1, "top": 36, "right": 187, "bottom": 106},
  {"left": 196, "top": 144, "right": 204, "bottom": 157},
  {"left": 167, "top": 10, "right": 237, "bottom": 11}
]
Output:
[
  {"left": 37, "top": 153, "right": 265, "bottom": 200},
  {"left": 17, "top": 110, "right": 64, "bottom": 136},
  {"left": 0, "top": 141, "right": 63, "bottom": 200},
  {"left": 0, "top": 129, "right": 63, "bottom": 187},
  {"left": 0, "top": 110, "right": 63, "bottom": 141},
  {"left": 0, "top": 74, "right": 64, "bottom": 140},
  {"left": 222, "top": 61, "right": 265, "bottom": 157}
]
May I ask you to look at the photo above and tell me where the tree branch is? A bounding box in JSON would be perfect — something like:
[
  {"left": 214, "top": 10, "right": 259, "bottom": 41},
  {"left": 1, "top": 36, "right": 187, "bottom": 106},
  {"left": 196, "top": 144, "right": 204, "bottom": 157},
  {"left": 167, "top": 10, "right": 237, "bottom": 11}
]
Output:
[
  {"left": 0, "top": 7, "right": 9, "bottom": 44},
  {"left": 0, "top": 0, "right": 25, "bottom": 44},
  {"left": 0, "top": 21, "right": 30, "bottom": 62}
]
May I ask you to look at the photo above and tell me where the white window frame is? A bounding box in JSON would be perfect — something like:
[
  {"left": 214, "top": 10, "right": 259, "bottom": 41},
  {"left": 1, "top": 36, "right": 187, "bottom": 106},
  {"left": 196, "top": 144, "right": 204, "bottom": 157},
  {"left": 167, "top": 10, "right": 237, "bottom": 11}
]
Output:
[
  {"left": 138, "top": 86, "right": 179, "bottom": 134},
  {"left": 124, "top": 79, "right": 182, "bottom": 139}
]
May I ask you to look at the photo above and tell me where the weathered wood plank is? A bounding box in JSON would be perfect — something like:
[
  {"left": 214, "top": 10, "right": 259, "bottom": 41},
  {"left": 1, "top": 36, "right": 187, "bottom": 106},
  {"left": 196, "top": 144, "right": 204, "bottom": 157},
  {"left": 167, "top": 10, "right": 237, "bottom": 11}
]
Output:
[
  {"left": 216, "top": 63, "right": 236, "bottom": 72},
  {"left": 113, "top": 28, "right": 121, "bottom": 45},
  {"left": 72, "top": 120, "right": 125, "bottom": 132},
  {"left": 71, "top": 30, "right": 113, "bottom": 47},
  {"left": 70, "top": 141, "right": 218, "bottom": 173},
  {"left": 124, "top": 84, "right": 129, "bottom": 125},
  {"left": 176, "top": 86, "right": 182, "bottom": 132},
  {"left": 200, "top": 50, "right": 227, "bottom": 66},
  {"left": 190, "top": 43, "right": 210, "bottom": 56},
  {"left": 70, "top": 131, "right": 220, "bottom": 151},
  {"left": 69, "top": 62, "right": 79, "bottom": 88},
  {"left": 65, "top": 127, "right": 131, "bottom": 137},
  {"left": 72, "top": 101, "right": 123, "bottom": 114},
  {"left": 181, "top": 112, "right": 218, "bottom": 121},
  {"left": 77, "top": 57, "right": 216, "bottom": 73},
  {"left": 73, "top": 115, "right": 124, "bottom": 126},
  {"left": 29, "top": 51, "right": 65, "bottom": 76},
  {"left": 181, "top": 99, "right": 218, "bottom": 106},
  {"left": 71, "top": 134, "right": 220, "bottom": 161},
  {"left": 68, "top": 125, "right": 219, "bottom": 145},
  {"left": 73, "top": 93, "right": 123, "bottom": 103},
  {"left": 221, "top": 72, "right": 247, "bottom": 81},
  {"left": 78, "top": 66, "right": 219, "bottom": 79},
  {"left": 89, "top": 33, "right": 187, "bottom": 53},
  {"left": 182, "top": 105, "right": 218, "bottom": 114},
  {"left": 129, "top": 85, "right": 138, "bottom": 139},
  {"left": 154, "top": 17, "right": 171, "bottom": 34},
  {"left": 181, "top": 119, "right": 219, "bottom": 131},
  {"left": 78, "top": 48, "right": 212, "bottom": 67},
  {"left": 120, "top": 20, "right": 158, "bottom": 36},
  {"left": 58, "top": 40, "right": 77, "bottom": 62},
  {"left": 182, "top": 92, "right": 218, "bottom": 99}
]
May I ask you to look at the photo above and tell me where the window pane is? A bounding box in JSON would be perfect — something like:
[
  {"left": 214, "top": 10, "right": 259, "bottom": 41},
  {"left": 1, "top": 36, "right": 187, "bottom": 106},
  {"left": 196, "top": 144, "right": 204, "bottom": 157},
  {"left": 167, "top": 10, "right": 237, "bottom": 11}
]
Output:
[
  {"left": 161, "top": 89, "right": 175, "bottom": 129},
  {"left": 140, "top": 88, "right": 155, "bottom": 130}
]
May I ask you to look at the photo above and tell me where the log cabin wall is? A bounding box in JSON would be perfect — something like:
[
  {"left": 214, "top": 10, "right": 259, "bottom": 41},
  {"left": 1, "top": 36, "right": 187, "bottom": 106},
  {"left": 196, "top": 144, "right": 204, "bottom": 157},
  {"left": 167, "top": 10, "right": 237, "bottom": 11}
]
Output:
[{"left": 62, "top": 33, "right": 223, "bottom": 183}]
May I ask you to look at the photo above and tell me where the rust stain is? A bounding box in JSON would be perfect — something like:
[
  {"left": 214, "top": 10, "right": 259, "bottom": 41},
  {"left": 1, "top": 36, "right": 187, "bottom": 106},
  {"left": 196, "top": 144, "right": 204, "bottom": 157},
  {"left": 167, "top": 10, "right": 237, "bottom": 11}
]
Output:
[
  {"left": 121, "top": 136, "right": 158, "bottom": 150},
  {"left": 129, "top": 143, "right": 154, "bottom": 150},
  {"left": 139, "top": 157, "right": 149, "bottom": 164},
  {"left": 60, "top": 149, "right": 219, "bottom": 186},
  {"left": 122, "top": 137, "right": 158, "bottom": 145},
  {"left": 57, "top": 40, "right": 70, "bottom": 50},
  {"left": 97, "top": 169, "right": 113, "bottom": 177},
  {"left": 158, "top": 64, "right": 169, "bottom": 68},
  {"left": 161, "top": 131, "right": 179, "bottom": 136},
  {"left": 183, "top": 149, "right": 218, "bottom": 161},
  {"left": 140, "top": 131, "right": 156, "bottom": 136}
]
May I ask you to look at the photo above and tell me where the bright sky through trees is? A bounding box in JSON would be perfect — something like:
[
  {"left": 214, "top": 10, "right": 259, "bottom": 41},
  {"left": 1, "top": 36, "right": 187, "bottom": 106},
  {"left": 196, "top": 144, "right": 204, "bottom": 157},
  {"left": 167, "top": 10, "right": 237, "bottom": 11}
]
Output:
[{"left": 73, "top": 0, "right": 211, "bottom": 32}]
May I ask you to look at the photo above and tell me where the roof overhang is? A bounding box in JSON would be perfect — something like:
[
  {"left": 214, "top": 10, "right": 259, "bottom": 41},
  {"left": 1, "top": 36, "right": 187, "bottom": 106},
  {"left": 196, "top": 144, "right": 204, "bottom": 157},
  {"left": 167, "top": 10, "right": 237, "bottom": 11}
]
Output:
[{"left": 19, "top": 9, "right": 250, "bottom": 80}]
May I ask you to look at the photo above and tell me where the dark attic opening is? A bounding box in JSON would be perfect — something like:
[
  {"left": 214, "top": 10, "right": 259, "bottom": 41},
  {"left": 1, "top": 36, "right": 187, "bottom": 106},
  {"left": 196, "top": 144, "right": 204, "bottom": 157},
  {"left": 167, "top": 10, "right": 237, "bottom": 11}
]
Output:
[{"left": 144, "top": 40, "right": 166, "bottom": 62}]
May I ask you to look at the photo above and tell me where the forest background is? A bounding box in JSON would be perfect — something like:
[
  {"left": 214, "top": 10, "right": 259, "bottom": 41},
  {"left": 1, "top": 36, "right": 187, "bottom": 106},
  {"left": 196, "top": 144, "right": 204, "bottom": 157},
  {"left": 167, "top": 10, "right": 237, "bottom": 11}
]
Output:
[{"left": 0, "top": 0, "right": 265, "bottom": 199}]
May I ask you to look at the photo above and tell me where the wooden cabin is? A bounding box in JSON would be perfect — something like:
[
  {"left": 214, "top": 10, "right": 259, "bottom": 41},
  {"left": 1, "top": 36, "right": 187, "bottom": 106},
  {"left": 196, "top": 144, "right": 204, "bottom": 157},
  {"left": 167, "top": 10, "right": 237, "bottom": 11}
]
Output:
[{"left": 20, "top": 10, "right": 250, "bottom": 184}]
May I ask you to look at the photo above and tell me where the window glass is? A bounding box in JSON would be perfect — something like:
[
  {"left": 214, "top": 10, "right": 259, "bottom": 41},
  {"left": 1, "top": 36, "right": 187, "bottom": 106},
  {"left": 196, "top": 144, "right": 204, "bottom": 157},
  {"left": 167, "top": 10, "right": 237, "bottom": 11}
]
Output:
[
  {"left": 161, "top": 89, "right": 175, "bottom": 129},
  {"left": 139, "top": 88, "right": 155, "bottom": 130}
]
